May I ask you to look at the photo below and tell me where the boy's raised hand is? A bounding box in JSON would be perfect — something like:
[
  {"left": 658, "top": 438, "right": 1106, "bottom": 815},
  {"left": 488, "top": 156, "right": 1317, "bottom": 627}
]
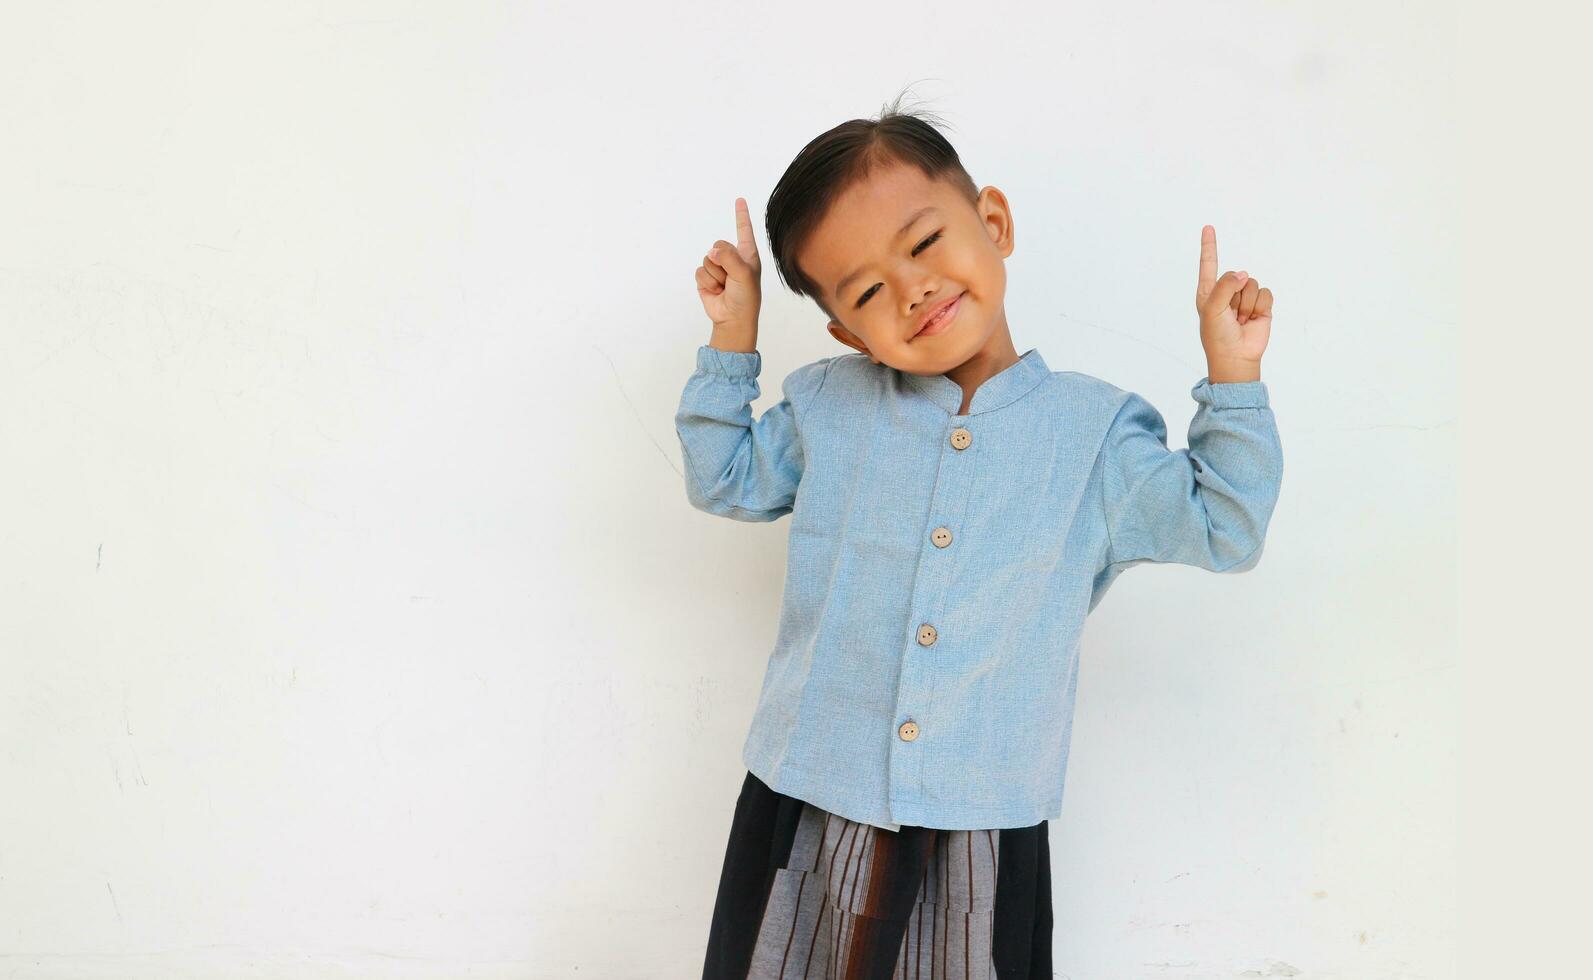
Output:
[
  {"left": 1195, "top": 225, "right": 1272, "bottom": 372},
  {"left": 696, "top": 197, "right": 764, "bottom": 335}
]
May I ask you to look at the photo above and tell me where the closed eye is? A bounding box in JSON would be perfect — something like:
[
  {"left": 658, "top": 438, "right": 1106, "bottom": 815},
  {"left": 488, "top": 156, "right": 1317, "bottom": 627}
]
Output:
[{"left": 855, "top": 230, "right": 943, "bottom": 308}]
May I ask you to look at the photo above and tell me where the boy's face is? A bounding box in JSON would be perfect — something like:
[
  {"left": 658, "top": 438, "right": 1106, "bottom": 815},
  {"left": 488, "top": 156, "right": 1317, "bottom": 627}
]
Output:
[{"left": 797, "top": 161, "right": 1013, "bottom": 375}]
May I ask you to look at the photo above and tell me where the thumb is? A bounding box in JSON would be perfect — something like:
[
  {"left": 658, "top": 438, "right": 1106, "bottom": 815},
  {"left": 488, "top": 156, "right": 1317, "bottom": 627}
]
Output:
[
  {"left": 711, "top": 240, "right": 757, "bottom": 281},
  {"left": 1203, "top": 271, "right": 1247, "bottom": 318}
]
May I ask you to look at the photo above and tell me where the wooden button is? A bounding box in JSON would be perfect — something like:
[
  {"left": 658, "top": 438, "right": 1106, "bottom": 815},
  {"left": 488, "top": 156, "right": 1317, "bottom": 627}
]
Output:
[
  {"left": 931, "top": 527, "right": 952, "bottom": 548},
  {"left": 950, "top": 427, "right": 972, "bottom": 450},
  {"left": 898, "top": 721, "right": 919, "bottom": 742},
  {"left": 917, "top": 624, "right": 938, "bottom": 646}
]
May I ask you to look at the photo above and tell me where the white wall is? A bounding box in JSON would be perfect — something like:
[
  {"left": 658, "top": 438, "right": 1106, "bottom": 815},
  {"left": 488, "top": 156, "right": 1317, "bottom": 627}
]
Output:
[{"left": 0, "top": 2, "right": 1455, "bottom": 977}]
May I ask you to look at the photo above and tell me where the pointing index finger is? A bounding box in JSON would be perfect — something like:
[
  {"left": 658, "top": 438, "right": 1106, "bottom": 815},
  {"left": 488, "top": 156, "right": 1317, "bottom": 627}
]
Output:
[
  {"left": 735, "top": 197, "right": 757, "bottom": 253},
  {"left": 1200, "top": 225, "right": 1218, "bottom": 289}
]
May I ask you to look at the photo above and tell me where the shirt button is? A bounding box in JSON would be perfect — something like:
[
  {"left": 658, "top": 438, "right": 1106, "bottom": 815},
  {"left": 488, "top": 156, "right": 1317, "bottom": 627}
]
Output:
[
  {"left": 931, "top": 526, "right": 952, "bottom": 548},
  {"left": 898, "top": 720, "right": 919, "bottom": 741},
  {"left": 950, "top": 427, "right": 972, "bottom": 450},
  {"left": 917, "top": 624, "right": 938, "bottom": 646}
]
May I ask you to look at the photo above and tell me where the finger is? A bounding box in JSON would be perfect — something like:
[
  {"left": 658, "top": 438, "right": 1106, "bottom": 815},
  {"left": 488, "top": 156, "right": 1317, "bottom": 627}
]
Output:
[
  {"left": 698, "top": 262, "right": 725, "bottom": 290},
  {"left": 1205, "top": 271, "right": 1247, "bottom": 317},
  {"left": 1254, "top": 287, "right": 1273, "bottom": 318},
  {"left": 735, "top": 198, "right": 758, "bottom": 256},
  {"left": 703, "top": 250, "right": 729, "bottom": 288},
  {"left": 1199, "top": 225, "right": 1218, "bottom": 291}
]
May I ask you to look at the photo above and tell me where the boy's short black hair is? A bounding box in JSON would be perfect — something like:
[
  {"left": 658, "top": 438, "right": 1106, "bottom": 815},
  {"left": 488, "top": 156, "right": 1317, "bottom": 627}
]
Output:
[{"left": 765, "top": 89, "right": 980, "bottom": 322}]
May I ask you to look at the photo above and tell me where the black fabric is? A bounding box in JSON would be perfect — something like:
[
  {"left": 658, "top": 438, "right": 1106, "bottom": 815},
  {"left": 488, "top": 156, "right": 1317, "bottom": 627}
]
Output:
[
  {"left": 992, "top": 801, "right": 1053, "bottom": 978},
  {"left": 700, "top": 769, "right": 806, "bottom": 980}
]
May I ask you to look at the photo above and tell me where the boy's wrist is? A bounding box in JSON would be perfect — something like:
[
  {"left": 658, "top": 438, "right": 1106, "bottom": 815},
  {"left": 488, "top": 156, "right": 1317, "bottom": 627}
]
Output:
[
  {"left": 708, "top": 321, "right": 759, "bottom": 354},
  {"left": 1206, "top": 357, "right": 1261, "bottom": 384}
]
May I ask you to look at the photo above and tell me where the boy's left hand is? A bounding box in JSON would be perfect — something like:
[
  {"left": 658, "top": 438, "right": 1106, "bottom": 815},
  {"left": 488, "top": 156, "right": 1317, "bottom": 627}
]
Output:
[{"left": 1195, "top": 225, "right": 1272, "bottom": 380}]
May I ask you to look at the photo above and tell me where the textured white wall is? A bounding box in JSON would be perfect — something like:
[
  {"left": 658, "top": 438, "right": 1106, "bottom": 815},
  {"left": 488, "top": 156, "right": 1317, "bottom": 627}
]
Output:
[{"left": 0, "top": 1, "right": 1454, "bottom": 977}]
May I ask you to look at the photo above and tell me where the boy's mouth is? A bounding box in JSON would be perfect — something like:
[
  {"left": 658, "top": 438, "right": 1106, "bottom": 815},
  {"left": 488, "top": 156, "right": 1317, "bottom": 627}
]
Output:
[{"left": 911, "top": 291, "right": 964, "bottom": 340}]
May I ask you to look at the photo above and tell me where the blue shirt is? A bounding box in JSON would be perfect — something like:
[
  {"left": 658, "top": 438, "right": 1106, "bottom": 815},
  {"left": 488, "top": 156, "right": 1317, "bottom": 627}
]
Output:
[{"left": 674, "top": 343, "right": 1283, "bottom": 831}]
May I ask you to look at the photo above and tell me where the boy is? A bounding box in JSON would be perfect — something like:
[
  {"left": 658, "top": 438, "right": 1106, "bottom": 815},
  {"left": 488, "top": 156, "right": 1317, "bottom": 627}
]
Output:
[{"left": 678, "top": 104, "right": 1282, "bottom": 980}]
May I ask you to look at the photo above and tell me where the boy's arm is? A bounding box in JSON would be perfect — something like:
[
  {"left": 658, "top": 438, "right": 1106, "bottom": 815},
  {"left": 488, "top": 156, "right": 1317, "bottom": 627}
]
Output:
[
  {"left": 1096, "top": 376, "right": 1283, "bottom": 574},
  {"left": 673, "top": 345, "right": 835, "bottom": 522}
]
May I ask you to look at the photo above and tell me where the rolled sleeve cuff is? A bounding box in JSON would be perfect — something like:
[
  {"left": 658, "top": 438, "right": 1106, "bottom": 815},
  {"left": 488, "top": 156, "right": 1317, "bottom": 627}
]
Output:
[
  {"left": 696, "top": 344, "right": 762, "bottom": 379},
  {"left": 1191, "top": 376, "right": 1270, "bottom": 409}
]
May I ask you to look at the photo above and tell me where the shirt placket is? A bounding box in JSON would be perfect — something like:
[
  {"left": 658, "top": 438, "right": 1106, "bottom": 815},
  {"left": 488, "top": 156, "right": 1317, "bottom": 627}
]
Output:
[{"left": 887, "top": 411, "right": 979, "bottom": 822}]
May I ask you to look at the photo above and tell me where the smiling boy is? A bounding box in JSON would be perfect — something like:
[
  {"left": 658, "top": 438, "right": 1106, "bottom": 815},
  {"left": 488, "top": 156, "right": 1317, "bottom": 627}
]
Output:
[{"left": 680, "top": 101, "right": 1282, "bottom": 979}]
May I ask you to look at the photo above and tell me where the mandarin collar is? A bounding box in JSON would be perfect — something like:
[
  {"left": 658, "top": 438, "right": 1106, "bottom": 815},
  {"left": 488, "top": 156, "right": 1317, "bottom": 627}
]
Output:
[{"left": 897, "top": 347, "right": 1050, "bottom": 417}]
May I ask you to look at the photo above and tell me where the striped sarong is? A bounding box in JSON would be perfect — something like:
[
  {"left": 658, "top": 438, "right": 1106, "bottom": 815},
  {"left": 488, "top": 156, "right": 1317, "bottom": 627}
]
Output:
[{"left": 702, "top": 770, "right": 1053, "bottom": 979}]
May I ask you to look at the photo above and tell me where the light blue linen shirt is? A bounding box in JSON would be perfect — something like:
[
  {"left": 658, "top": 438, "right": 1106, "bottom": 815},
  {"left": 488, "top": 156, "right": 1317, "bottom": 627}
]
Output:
[{"left": 674, "top": 343, "right": 1282, "bottom": 831}]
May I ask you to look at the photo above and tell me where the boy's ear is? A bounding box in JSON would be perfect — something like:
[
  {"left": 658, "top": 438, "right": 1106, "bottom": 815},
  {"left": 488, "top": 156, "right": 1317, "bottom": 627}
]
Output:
[{"left": 826, "top": 320, "right": 878, "bottom": 362}]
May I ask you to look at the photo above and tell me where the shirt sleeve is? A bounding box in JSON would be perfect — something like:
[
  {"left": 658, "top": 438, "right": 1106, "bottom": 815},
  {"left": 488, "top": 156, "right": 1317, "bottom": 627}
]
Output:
[
  {"left": 673, "top": 345, "right": 836, "bottom": 522},
  {"left": 1095, "top": 376, "right": 1283, "bottom": 576}
]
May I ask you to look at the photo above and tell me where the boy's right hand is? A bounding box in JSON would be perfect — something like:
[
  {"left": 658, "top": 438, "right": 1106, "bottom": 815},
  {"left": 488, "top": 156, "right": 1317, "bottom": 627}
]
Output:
[{"left": 696, "top": 197, "right": 763, "bottom": 346}]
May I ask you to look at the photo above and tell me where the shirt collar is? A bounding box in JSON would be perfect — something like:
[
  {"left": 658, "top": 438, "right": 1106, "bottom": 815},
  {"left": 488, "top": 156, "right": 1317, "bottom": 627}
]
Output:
[{"left": 897, "top": 347, "right": 1051, "bottom": 417}]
